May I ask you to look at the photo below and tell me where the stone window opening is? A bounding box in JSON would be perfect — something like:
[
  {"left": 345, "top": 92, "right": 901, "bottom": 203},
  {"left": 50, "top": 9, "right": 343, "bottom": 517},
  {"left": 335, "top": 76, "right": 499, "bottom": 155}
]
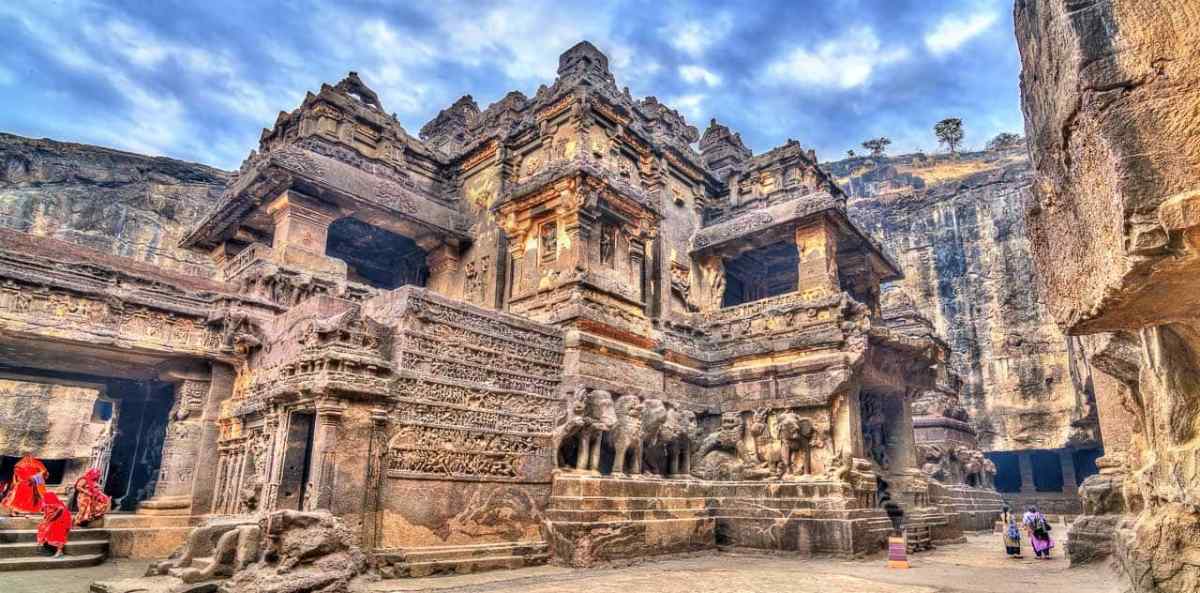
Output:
[
  {"left": 721, "top": 241, "right": 800, "bottom": 307},
  {"left": 325, "top": 217, "right": 428, "bottom": 290}
]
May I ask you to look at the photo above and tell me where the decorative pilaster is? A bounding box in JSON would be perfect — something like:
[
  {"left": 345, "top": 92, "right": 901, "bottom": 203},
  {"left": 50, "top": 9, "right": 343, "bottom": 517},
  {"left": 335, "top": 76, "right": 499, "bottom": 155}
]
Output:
[
  {"left": 307, "top": 401, "right": 345, "bottom": 511},
  {"left": 139, "top": 365, "right": 209, "bottom": 516}
]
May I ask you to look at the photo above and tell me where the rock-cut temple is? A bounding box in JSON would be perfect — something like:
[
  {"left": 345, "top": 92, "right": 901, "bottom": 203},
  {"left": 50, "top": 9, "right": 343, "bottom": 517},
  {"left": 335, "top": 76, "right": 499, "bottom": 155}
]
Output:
[{"left": 0, "top": 41, "right": 1004, "bottom": 577}]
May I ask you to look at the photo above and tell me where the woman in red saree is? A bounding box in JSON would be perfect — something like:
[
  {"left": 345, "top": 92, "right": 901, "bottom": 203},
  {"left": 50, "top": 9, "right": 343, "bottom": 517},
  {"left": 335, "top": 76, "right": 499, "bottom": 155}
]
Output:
[
  {"left": 72, "top": 468, "right": 110, "bottom": 526},
  {"left": 37, "top": 491, "right": 71, "bottom": 557},
  {"left": 2, "top": 452, "right": 48, "bottom": 515}
]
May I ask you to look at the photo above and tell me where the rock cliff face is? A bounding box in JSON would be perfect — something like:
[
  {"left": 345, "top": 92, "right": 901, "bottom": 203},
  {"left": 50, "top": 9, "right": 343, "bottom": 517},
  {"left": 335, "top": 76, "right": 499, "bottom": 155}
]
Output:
[
  {"left": 827, "top": 149, "right": 1096, "bottom": 452},
  {"left": 0, "top": 133, "right": 227, "bottom": 277},
  {"left": 1015, "top": 1, "right": 1200, "bottom": 592}
]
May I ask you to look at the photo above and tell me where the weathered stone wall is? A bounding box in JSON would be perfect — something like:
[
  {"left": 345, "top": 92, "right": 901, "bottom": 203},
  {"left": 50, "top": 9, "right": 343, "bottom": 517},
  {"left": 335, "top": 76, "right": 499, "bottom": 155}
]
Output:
[
  {"left": 0, "top": 377, "right": 106, "bottom": 460},
  {"left": 0, "top": 133, "right": 226, "bottom": 277},
  {"left": 1015, "top": 1, "right": 1200, "bottom": 591},
  {"left": 828, "top": 149, "right": 1094, "bottom": 451}
]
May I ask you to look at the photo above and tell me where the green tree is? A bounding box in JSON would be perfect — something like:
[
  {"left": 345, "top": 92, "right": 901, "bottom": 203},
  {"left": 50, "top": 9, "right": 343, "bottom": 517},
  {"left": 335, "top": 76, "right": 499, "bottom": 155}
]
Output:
[
  {"left": 986, "top": 132, "right": 1023, "bottom": 151},
  {"left": 861, "top": 137, "right": 892, "bottom": 157},
  {"left": 847, "top": 149, "right": 857, "bottom": 158},
  {"left": 934, "top": 118, "right": 964, "bottom": 153}
]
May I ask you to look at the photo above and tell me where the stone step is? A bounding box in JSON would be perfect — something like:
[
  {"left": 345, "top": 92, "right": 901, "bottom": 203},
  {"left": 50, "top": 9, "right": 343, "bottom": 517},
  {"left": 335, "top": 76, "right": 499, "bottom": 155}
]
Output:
[
  {"left": 373, "top": 541, "right": 550, "bottom": 579},
  {"left": 545, "top": 508, "right": 713, "bottom": 522},
  {"left": 0, "top": 538, "right": 108, "bottom": 559},
  {"left": 0, "top": 552, "right": 106, "bottom": 571},
  {"left": 0, "top": 528, "right": 112, "bottom": 544},
  {"left": 390, "top": 553, "right": 550, "bottom": 578},
  {"left": 390, "top": 541, "right": 548, "bottom": 563}
]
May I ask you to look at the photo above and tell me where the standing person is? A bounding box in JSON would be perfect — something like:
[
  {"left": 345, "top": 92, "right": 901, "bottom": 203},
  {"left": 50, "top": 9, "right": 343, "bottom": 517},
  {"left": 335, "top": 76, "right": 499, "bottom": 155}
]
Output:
[
  {"left": 1001, "top": 503, "right": 1022, "bottom": 558},
  {"left": 1, "top": 452, "right": 48, "bottom": 515},
  {"left": 36, "top": 491, "right": 72, "bottom": 558},
  {"left": 1022, "top": 505, "right": 1055, "bottom": 559},
  {"left": 72, "top": 468, "right": 111, "bottom": 527}
]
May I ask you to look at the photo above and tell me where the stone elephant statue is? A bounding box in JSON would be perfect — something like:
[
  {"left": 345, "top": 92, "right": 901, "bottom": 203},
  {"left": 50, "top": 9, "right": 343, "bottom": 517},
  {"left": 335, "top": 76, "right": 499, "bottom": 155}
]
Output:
[
  {"left": 554, "top": 388, "right": 616, "bottom": 473},
  {"left": 607, "top": 394, "right": 645, "bottom": 476}
]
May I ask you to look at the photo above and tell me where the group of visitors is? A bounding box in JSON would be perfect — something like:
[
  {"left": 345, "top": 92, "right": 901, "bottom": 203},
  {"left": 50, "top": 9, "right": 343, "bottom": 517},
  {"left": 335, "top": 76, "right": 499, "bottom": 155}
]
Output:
[
  {"left": 0, "top": 452, "right": 111, "bottom": 557},
  {"left": 1001, "top": 502, "right": 1055, "bottom": 559}
]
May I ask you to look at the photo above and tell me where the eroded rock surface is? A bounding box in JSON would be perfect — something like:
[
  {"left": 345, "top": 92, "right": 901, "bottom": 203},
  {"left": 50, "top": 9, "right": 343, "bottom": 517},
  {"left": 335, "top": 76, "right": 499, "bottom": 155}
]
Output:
[
  {"left": 1015, "top": 1, "right": 1200, "bottom": 591},
  {"left": 0, "top": 132, "right": 226, "bottom": 277},
  {"left": 829, "top": 148, "right": 1095, "bottom": 451}
]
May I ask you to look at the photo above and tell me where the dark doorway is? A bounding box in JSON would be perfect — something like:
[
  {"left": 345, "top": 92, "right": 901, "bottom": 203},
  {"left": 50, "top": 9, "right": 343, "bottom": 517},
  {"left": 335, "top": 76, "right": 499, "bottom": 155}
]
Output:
[
  {"left": 987, "top": 452, "right": 1022, "bottom": 493},
  {"left": 1073, "top": 447, "right": 1103, "bottom": 484},
  {"left": 326, "top": 218, "right": 428, "bottom": 289},
  {"left": 276, "top": 412, "right": 315, "bottom": 510},
  {"left": 722, "top": 241, "right": 800, "bottom": 307},
  {"left": 1031, "top": 450, "right": 1065, "bottom": 492}
]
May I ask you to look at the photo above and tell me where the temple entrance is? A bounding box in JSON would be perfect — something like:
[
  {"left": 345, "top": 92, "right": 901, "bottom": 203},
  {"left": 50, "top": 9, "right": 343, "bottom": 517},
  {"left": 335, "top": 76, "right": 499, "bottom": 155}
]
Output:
[
  {"left": 0, "top": 368, "right": 174, "bottom": 511},
  {"left": 276, "top": 411, "right": 315, "bottom": 511},
  {"left": 326, "top": 218, "right": 428, "bottom": 290}
]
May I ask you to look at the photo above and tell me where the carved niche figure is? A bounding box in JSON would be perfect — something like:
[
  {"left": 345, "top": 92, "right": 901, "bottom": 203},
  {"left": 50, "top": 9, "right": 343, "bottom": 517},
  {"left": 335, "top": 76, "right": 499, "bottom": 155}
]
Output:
[
  {"left": 607, "top": 394, "right": 645, "bottom": 476},
  {"left": 540, "top": 221, "right": 558, "bottom": 262},
  {"left": 637, "top": 399, "right": 673, "bottom": 477},
  {"left": 774, "top": 410, "right": 814, "bottom": 477},
  {"left": 599, "top": 224, "right": 615, "bottom": 266},
  {"left": 917, "top": 443, "right": 951, "bottom": 482},
  {"left": 695, "top": 412, "right": 771, "bottom": 480},
  {"left": 695, "top": 256, "right": 726, "bottom": 311},
  {"left": 860, "top": 399, "right": 890, "bottom": 469},
  {"left": 669, "top": 261, "right": 695, "bottom": 312}
]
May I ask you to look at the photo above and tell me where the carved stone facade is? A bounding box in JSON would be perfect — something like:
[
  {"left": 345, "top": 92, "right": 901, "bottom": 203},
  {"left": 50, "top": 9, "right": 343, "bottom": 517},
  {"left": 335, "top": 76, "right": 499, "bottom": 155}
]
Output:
[{"left": 0, "top": 41, "right": 1002, "bottom": 581}]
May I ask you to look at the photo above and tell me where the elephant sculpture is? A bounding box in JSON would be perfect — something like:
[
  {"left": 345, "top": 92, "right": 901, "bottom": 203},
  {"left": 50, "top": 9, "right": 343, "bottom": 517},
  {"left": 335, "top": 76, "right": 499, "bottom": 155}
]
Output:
[
  {"left": 667, "top": 409, "right": 698, "bottom": 477},
  {"left": 559, "top": 388, "right": 616, "bottom": 473},
  {"left": 607, "top": 394, "right": 645, "bottom": 476},
  {"left": 552, "top": 387, "right": 591, "bottom": 469}
]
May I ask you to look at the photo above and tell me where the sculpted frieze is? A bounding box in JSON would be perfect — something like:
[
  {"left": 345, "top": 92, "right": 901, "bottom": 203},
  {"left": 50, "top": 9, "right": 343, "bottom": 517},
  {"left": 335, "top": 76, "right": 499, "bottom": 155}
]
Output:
[{"left": 391, "top": 375, "right": 559, "bottom": 419}]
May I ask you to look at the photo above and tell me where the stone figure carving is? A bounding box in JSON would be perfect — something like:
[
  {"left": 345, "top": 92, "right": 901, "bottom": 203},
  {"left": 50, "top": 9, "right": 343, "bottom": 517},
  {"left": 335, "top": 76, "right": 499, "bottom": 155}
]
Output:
[
  {"left": 147, "top": 518, "right": 261, "bottom": 583},
  {"left": 695, "top": 256, "right": 726, "bottom": 311},
  {"left": 917, "top": 443, "right": 951, "bottom": 482},
  {"left": 981, "top": 457, "right": 997, "bottom": 489},
  {"left": 608, "top": 393, "right": 645, "bottom": 476},
  {"left": 666, "top": 408, "right": 697, "bottom": 477},
  {"left": 774, "top": 410, "right": 814, "bottom": 477},
  {"left": 555, "top": 388, "right": 616, "bottom": 474},
  {"left": 599, "top": 224, "right": 615, "bottom": 266}
]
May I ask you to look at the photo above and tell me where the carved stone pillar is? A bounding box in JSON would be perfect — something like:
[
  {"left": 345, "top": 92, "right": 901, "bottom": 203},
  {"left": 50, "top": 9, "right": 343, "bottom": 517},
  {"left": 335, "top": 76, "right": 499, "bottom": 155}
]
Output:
[
  {"left": 266, "top": 190, "right": 346, "bottom": 277},
  {"left": 795, "top": 219, "right": 840, "bottom": 299},
  {"left": 1018, "top": 451, "right": 1037, "bottom": 494},
  {"left": 417, "top": 237, "right": 461, "bottom": 296},
  {"left": 193, "top": 363, "right": 236, "bottom": 515},
  {"left": 1060, "top": 449, "right": 1079, "bottom": 495},
  {"left": 307, "top": 401, "right": 345, "bottom": 511},
  {"left": 138, "top": 365, "right": 209, "bottom": 516}
]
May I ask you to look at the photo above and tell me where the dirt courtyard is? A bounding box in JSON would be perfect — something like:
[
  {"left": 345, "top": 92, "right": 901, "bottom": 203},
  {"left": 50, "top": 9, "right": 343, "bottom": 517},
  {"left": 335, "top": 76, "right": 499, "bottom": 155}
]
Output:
[{"left": 0, "top": 533, "right": 1119, "bottom": 593}]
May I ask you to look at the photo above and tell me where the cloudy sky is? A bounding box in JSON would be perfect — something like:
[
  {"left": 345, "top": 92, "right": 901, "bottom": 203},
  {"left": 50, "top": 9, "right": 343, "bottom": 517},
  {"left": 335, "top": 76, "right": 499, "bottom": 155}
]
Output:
[{"left": 0, "top": 0, "right": 1024, "bottom": 170}]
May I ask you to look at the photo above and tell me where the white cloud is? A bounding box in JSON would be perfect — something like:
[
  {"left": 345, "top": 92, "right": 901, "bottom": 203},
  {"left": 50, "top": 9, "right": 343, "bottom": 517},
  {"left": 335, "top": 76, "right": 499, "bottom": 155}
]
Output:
[
  {"left": 668, "top": 94, "right": 706, "bottom": 122},
  {"left": 663, "top": 13, "right": 733, "bottom": 58},
  {"left": 679, "top": 65, "right": 721, "bottom": 87},
  {"left": 924, "top": 11, "right": 999, "bottom": 56},
  {"left": 764, "top": 27, "right": 909, "bottom": 90}
]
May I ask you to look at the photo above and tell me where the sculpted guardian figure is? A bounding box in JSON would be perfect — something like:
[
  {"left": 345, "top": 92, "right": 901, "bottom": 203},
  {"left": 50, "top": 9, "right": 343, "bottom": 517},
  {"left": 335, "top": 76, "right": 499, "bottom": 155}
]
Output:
[{"left": 575, "top": 389, "right": 616, "bottom": 474}]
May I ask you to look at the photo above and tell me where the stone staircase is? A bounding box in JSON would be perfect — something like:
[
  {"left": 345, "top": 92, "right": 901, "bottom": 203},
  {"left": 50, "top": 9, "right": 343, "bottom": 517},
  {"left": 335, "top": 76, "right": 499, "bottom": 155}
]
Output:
[
  {"left": 371, "top": 541, "right": 550, "bottom": 578},
  {"left": 0, "top": 517, "right": 110, "bottom": 571}
]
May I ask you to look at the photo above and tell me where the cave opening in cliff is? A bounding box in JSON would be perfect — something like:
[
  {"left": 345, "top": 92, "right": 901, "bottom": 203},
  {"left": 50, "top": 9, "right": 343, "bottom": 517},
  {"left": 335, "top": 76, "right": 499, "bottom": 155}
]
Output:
[
  {"left": 326, "top": 217, "right": 428, "bottom": 290},
  {"left": 1030, "top": 450, "right": 1065, "bottom": 492},
  {"left": 721, "top": 241, "right": 800, "bottom": 307}
]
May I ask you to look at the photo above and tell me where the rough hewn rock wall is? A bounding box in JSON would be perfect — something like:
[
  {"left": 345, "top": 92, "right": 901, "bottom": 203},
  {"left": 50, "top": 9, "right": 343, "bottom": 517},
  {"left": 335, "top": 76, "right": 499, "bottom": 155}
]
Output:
[
  {"left": 1015, "top": 1, "right": 1200, "bottom": 591},
  {"left": 0, "top": 133, "right": 227, "bottom": 277},
  {"left": 828, "top": 149, "right": 1094, "bottom": 451}
]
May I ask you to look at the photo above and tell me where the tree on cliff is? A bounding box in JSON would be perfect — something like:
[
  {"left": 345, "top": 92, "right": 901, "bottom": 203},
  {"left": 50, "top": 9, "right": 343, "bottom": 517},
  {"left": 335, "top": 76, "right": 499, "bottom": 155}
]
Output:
[
  {"left": 861, "top": 137, "right": 891, "bottom": 157},
  {"left": 934, "top": 118, "right": 964, "bottom": 153},
  {"left": 986, "top": 132, "right": 1023, "bottom": 151},
  {"left": 847, "top": 149, "right": 856, "bottom": 158}
]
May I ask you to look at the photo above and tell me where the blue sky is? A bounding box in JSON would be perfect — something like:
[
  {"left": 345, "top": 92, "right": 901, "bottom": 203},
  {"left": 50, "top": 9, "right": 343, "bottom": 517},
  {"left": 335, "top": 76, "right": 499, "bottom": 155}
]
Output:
[{"left": 0, "top": 0, "right": 1024, "bottom": 170}]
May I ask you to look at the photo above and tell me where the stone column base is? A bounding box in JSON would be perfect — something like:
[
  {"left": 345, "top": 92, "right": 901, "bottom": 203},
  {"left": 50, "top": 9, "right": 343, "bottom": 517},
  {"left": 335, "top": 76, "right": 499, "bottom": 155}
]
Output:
[{"left": 137, "top": 495, "right": 193, "bottom": 516}]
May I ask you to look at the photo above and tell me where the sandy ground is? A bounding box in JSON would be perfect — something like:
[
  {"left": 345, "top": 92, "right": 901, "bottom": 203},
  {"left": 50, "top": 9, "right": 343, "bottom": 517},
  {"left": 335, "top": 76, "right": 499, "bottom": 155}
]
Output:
[{"left": 0, "top": 533, "right": 1119, "bottom": 593}]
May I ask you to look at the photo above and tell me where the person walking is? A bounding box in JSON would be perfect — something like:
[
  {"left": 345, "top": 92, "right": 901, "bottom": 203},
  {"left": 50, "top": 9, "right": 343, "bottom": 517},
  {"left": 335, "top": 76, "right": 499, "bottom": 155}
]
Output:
[
  {"left": 37, "top": 491, "right": 72, "bottom": 558},
  {"left": 1022, "top": 505, "right": 1055, "bottom": 559},
  {"left": 1001, "top": 503, "right": 1022, "bottom": 558},
  {"left": 2, "top": 452, "right": 48, "bottom": 515}
]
